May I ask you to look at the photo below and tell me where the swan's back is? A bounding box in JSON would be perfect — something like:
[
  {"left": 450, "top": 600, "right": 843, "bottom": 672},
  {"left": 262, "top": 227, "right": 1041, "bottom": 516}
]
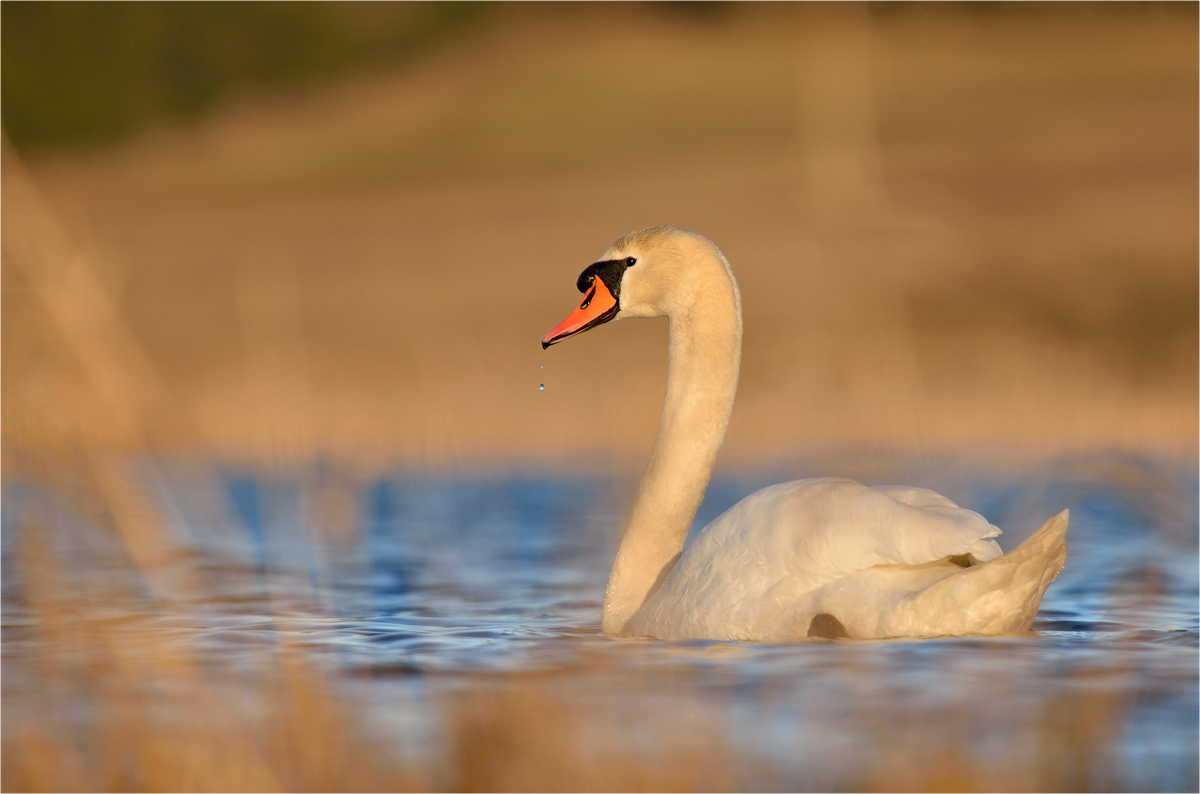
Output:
[{"left": 625, "top": 478, "right": 1055, "bottom": 641}]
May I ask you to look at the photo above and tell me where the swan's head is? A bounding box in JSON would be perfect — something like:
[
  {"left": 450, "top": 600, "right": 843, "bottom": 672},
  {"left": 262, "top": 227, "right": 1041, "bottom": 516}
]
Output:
[{"left": 542, "top": 226, "right": 730, "bottom": 348}]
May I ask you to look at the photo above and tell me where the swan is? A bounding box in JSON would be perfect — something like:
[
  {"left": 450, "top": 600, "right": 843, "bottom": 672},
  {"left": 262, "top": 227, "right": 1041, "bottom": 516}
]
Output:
[{"left": 542, "top": 226, "right": 1068, "bottom": 641}]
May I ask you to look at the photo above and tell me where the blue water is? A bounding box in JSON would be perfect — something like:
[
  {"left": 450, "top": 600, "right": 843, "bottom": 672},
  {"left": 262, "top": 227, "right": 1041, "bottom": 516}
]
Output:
[{"left": 3, "top": 452, "right": 1197, "bottom": 790}]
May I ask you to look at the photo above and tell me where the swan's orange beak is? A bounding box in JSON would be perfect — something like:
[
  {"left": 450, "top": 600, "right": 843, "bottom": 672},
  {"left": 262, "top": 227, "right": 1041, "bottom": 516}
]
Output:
[{"left": 542, "top": 277, "right": 619, "bottom": 348}]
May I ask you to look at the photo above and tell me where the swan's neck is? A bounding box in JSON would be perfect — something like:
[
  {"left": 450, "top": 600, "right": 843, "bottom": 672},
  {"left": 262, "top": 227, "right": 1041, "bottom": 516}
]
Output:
[{"left": 601, "top": 263, "right": 741, "bottom": 634}]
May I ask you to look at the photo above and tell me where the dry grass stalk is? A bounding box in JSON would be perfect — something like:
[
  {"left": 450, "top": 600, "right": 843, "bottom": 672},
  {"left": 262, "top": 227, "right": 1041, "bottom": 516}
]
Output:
[
  {"left": 859, "top": 685, "right": 1130, "bottom": 792},
  {"left": 4, "top": 515, "right": 421, "bottom": 793},
  {"left": 443, "top": 673, "right": 731, "bottom": 792}
]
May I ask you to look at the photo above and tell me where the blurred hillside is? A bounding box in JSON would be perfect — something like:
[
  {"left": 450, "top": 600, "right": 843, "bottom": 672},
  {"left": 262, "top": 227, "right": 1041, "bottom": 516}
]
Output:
[
  {"left": 3, "top": 2, "right": 1197, "bottom": 468},
  {"left": 1, "top": 1, "right": 490, "bottom": 147}
]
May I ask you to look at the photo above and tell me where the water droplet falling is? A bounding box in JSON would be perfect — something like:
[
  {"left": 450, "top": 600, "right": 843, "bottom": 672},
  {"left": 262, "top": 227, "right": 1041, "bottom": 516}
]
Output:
[{"left": 538, "top": 384, "right": 545, "bottom": 392}]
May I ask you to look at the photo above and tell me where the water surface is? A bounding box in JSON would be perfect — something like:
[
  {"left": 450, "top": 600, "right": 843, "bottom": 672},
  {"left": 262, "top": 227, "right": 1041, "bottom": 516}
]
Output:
[{"left": 4, "top": 452, "right": 1197, "bottom": 790}]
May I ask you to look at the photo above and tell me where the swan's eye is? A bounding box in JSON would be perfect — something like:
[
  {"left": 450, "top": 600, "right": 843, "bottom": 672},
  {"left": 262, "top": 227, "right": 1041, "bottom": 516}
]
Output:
[{"left": 625, "top": 257, "right": 637, "bottom": 267}]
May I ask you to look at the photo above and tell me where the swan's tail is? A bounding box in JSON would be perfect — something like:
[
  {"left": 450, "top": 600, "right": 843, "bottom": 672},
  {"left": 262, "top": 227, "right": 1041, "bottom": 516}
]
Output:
[{"left": 915, "top": 510, "right": 1069, "bottom": 636}]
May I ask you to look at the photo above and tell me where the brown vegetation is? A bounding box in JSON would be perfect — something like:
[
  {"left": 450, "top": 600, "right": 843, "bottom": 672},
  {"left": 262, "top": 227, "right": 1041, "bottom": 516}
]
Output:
[{"left": 4, "top": 3, "right": 1195, "bottom": 469}]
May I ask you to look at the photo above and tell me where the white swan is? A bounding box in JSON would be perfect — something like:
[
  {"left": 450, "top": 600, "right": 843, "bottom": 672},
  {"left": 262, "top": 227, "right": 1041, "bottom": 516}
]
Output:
[{"left": 542, "top": 226, "right": 1068, "bottom": 641}]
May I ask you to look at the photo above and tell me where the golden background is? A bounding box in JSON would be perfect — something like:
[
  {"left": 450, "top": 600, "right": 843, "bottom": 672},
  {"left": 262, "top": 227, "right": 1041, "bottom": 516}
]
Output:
[{"left": 5, "top": 4, "right": 1196, "bottom": 471}]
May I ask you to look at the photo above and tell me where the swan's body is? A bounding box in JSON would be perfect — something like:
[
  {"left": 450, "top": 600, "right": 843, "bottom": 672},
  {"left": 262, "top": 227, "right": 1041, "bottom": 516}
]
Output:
[
  {"left": 543, "top": 226, "right": 1067, "bottom": 641},
  {"left": 627, "top": 478, "right": 1067, "bottom": 640}
]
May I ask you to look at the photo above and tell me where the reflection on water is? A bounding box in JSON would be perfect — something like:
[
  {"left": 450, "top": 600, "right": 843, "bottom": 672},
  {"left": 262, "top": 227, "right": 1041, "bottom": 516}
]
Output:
[{"left": 3, "top": 453, "right": 1197, "bottom": 791}]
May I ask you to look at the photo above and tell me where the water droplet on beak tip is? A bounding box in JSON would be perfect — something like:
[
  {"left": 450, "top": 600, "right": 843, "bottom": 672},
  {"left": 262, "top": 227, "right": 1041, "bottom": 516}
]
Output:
[{"left": 538, "top": 384, "right": 545, "bottom": 392}]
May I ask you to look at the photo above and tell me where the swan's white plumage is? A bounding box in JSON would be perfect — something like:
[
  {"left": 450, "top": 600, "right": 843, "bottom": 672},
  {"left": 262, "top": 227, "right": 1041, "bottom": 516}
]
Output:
[
  {"left": 625, "top": 478, "right": 1002, "bottom": 640},
  {"left": 625, "top": 479, "right": 1068, "bottom": 641},
  {"left": 549, "top": 226, "right": 1068, "bottom": 641}
]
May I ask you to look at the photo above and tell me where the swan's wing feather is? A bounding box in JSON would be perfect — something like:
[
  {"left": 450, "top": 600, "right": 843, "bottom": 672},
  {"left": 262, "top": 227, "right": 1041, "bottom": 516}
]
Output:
[
  {"left": 870, "top": 484, "right": 960, "bottom": 510},
  {"left": 870, "top": 484, "right": 1002, "bottom": 563},
  {"left": 747, "top": 479, "right": 1001, "bottom": 577}
]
